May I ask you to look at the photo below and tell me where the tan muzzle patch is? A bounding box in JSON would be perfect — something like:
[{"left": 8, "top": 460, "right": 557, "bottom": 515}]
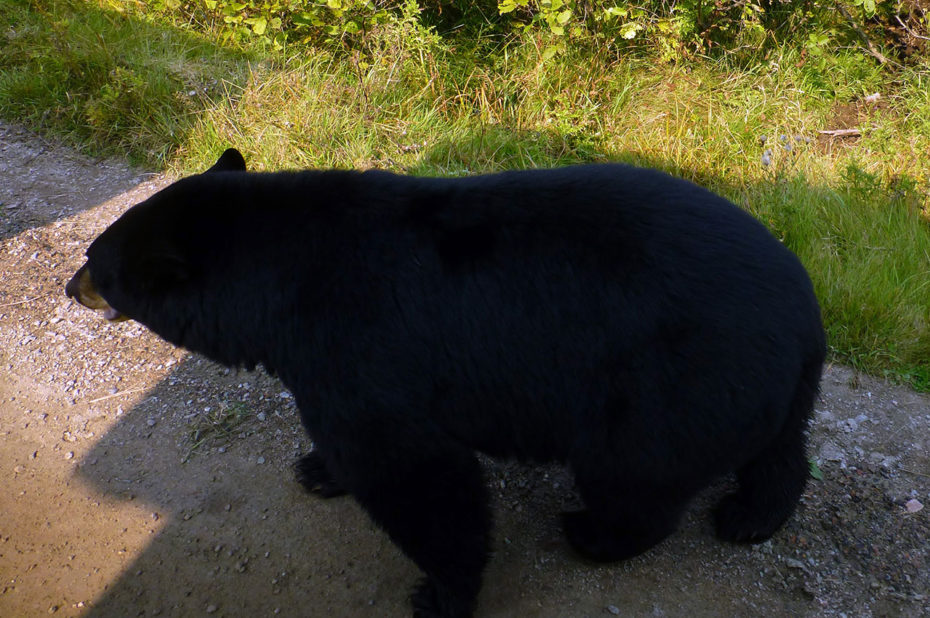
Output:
[{"left": 65, "top": 265, "right": 127, "bottom": 321}]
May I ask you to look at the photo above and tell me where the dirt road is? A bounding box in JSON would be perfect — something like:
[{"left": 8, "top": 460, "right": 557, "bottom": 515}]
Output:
[{"left": 1, "top": 121, "right": 927, "bottom": 617}]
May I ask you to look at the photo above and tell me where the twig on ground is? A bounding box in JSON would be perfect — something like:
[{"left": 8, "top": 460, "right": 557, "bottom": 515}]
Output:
[{"left": 819, "top": 128, "right": 862, "bottom": 137}]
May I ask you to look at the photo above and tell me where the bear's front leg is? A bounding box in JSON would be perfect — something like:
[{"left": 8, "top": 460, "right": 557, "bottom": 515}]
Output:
[
  {"left": 319, "top": 416, "right": 491, "bottom": 618},
  {"left": 295, "top": 451, "right": 348, "bottom": 498}
]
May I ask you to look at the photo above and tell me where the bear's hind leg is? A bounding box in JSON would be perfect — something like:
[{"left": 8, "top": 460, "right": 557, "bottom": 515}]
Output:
[
  {"left": 713, "top": 425, "right": 809, "bottom": 543},
  {"left": 564, "top": 473, "right": 693, "bottom": 562},
  {"left": 714, "top": 361, "right": 820, "bottom": 543}
]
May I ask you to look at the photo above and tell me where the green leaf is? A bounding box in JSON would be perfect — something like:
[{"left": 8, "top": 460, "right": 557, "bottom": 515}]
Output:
[
  {"left": 619, "top": 22, "right": 641, "bottom": 39},
  {"left": 498, "top": 0, "right": 517, "bottom": 14},
  {"left": 603, "top": 7, "right": 628, "bottom": 18},
  {"left": 541, "top": 44, "right": 559, "bottom": 61},
  {"left": 557, "top": 9, "right": 572, "bottom": 24},
  {"left": 809, "top": 460, "right": 824, "bottom": 481},
  {"left": 250, "top": 16, "right": 267, "bottom": 35},
  {"left": 293, "top": 12, "right": 317, "bottom": 26}
]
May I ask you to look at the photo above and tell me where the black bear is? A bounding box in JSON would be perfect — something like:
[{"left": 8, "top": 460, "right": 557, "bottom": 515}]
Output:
[{"left": 67, "top": 149, "right": 825, "bottom": 617}]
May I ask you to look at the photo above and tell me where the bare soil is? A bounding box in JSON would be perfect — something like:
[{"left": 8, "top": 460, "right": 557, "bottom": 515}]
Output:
[{"left": 1, "top": 121, "right": 928, "bottom": 617}]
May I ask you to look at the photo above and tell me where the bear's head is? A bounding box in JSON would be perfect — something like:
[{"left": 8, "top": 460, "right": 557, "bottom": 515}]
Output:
[{"left": 65, "top": 148, "right": 249, "bottom": 357}]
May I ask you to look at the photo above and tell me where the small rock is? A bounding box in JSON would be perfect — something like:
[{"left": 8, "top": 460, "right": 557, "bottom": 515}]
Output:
[
  {"left": 905, "top": 499, "right": 923, "bottom": 513},
  {"left": 65, "top": 452, "right": 74, "bottom": 460},
  {"left": 819, "top": 441, "right": 844, "bottom": 463},
  {"left": 257, "top": 456, "right": 265, "bottom": 465},
  {"left": 785, "top": 558, "right": 806, "bottom": 570},
  {"left": 146, "top": 419, "right": 156, "bottom": 427},
  {"left": 839, "top": 417, "right": 858, "bottom": 432},
  {"left": 257, "top": 412, "right": 266, "bottom": 421},
  {"left": 206, "top": 604, "right": 217, "bottom": 613},
  {"left": 607, "top": 605, "right": 621, "bottom": 615}
]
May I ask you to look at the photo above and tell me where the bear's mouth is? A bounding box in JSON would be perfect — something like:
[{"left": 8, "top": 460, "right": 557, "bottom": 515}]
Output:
[{"left": 65, "top": 265, "right": 128, "bottom": 322}]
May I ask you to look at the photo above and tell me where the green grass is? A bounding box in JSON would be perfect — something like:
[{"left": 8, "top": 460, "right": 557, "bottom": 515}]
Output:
[
  {"left": 2, "top": 0, "right": 929, "bottom": 390},
  {"left": 183, "top": 402, "right": 255, "bottom": 462},
  {"left": 0, "top": 0, "right": 250, "bottom": 165}
]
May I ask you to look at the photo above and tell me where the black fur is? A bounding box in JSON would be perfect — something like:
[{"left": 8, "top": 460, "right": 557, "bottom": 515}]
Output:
[{"left": 67, "top": 150, "right": 825, "bottom": 617}]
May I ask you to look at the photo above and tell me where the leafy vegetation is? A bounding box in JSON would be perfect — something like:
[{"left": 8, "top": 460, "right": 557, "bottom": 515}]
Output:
[
  {"left": 1, "top": 0, "right": 928, "bottom": 389},
  {"left": 184, "top": 401, "right": 255, "bottom": 461}
]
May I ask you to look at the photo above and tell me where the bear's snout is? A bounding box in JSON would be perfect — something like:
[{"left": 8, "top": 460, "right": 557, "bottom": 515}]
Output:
[
  {"left": 65, "top": 265, "right": 88, "bottom": 302},
  {"left": 65, "top": 265, "right": 126, "bottom": 321}
]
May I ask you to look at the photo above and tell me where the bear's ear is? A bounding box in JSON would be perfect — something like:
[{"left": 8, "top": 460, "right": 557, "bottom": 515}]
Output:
[{"left": 206, "top": 148, "right": 247, "bottom": 173}]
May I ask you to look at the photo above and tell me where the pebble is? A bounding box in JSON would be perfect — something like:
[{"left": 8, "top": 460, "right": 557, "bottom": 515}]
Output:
[
  {"left": 905, "top": 499, "right": 923, "bottom": 513},
  {"left": 819, "top": 441, "right": 844, "bottom": 462},
  {"left": 607, "top": 605, "right": 621, "bottom": 615}
]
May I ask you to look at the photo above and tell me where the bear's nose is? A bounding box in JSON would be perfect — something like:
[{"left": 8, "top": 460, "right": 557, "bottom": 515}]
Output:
[{"left": 65, "top": 265, "right": 87, "bottom": 300}]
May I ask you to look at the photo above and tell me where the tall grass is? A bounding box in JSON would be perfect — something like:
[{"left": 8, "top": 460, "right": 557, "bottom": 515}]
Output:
[
  {"left": 0, "top": 0, "right": 249, "bottom": 164},
  {"left": 2, "top": 0, "right": 929, "bottom": 389}
]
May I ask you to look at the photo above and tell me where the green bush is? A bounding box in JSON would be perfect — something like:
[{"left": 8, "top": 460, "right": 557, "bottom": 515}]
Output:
[{"left": 138, "top": 0, "right": 927, "bottom": 62}]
